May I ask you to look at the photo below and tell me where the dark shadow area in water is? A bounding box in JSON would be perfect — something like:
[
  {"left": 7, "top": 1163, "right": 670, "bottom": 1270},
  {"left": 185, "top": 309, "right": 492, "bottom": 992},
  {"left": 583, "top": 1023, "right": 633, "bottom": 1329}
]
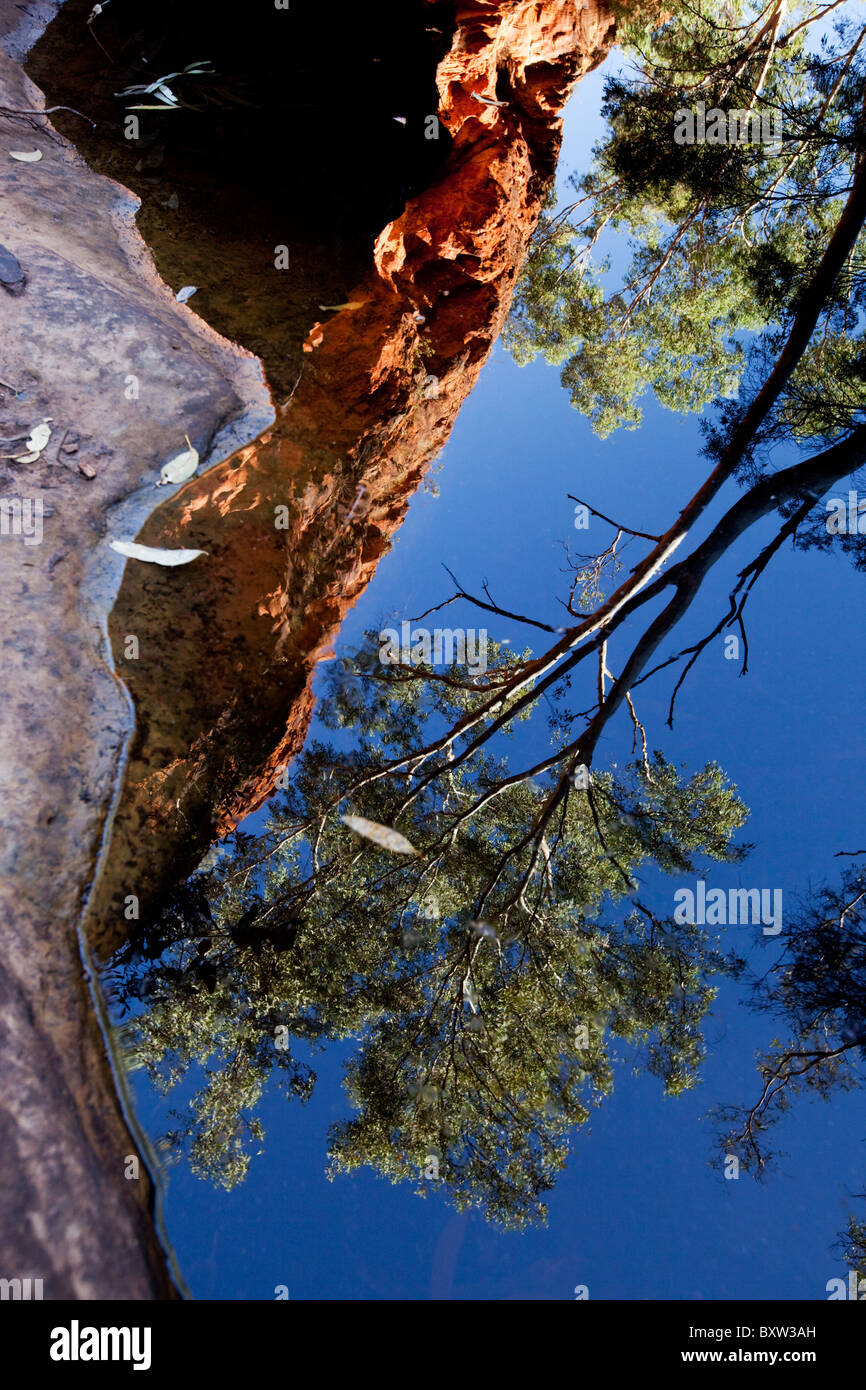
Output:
[{"left": 28, "top": 0, "right": 455, "bottom": 397}]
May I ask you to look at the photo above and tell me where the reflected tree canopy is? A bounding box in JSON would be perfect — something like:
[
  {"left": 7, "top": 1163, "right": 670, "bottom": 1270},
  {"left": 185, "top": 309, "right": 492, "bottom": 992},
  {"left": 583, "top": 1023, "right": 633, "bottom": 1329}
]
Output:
[
  {"left": 108, "top": 641, "right": 748, "bottom": 1226},
  {"left": 101, "top": 0, "right": 866, "bottom": 1255},
  {"left": 715, "top": 862, "right": 866, "bottom": 1268}
]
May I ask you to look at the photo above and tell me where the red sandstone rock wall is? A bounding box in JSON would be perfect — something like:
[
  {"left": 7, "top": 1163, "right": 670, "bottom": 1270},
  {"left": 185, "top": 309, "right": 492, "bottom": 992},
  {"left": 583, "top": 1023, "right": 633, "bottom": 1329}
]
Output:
[
  {"left": 172, "top": 0, "right": 617, "bottom": 838},
  {"left": 88, "top": 2, "right": 616, "bottom": 952}
]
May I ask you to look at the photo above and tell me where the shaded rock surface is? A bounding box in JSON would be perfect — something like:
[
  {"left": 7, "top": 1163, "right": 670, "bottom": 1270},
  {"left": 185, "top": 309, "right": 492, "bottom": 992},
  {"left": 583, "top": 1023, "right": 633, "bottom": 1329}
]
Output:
[{"left": 0, "top": 26, "right": 270, "bottom": 1298}]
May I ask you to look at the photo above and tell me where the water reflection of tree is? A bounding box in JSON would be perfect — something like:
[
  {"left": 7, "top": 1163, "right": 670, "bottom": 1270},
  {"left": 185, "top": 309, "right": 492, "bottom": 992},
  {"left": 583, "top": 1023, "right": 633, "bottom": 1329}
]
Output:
[
  {"left": 108, "top": 650, "right": 748, "bottom": 1225},
  {"left": 500, "top": 0, "right": 866, "bottom": 1262},
  {"left": 715, "top": 861, "right": 866, "bottom": 1275},
  {"left": 107, "top": 0, "right": 866, "bottom": 1238}
]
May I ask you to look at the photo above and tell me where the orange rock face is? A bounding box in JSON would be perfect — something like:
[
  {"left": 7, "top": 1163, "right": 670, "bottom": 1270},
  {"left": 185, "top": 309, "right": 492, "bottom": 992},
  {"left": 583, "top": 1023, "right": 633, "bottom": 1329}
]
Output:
[
  {"left": 93, "top": 0, "right": 618, "bottom": 900},
  {"left": 91, "top": 0, "right": 617, "bottom": 948},
  {"left": 253, "top": 0, "right": 617, "bottom": 787}
]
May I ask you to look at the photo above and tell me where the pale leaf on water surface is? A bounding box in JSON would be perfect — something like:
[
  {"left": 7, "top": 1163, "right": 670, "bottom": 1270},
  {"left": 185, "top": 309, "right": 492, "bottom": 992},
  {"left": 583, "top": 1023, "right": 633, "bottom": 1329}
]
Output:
[
  {"left": 341, "top": 815, "right": 419, "bottom": 856},
  {"left": 109, "top": 539, "right": 207, "bottom": 566},
  {"left": 157, "top": 435, "right": 199, "bottom": 486}
]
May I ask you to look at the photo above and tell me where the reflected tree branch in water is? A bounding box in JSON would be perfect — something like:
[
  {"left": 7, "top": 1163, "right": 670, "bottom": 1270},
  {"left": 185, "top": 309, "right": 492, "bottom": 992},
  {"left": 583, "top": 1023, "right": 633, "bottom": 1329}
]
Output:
[
  {"left": 105, "top": 377, "right": 866, "bottom": 1218},
  {"left": 715, "top": 866, "right": 866, "bottom": 1259},
  {"left": 106, "top": 397, "right": 866, "bottom": 1220},
  {"left": 567, "top": 492, "right": 662, "bottom": 542},
  {"left": 410, "top": 564, "right": 562, "bottom": 635},
  {"left": 102, "top": 6, "right": 866, "bottom": 1233},
  {"left": 108, "top": 643, "right": 750, "bottom": 1221}
]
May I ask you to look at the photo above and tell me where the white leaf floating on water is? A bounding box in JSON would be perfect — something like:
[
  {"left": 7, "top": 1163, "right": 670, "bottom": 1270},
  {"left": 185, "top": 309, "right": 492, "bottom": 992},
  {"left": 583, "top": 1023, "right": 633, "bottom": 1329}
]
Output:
[
  {"left": 175, "top": 285, "right": 198, "bottom": 303},
  {"left": 341, "top": 814, "right": 418, "bottom": 856},
  {"left": 157, "top": 435, "right": 199, "bottom": 486},
  {"left": 196, "top": 842, "right": 229, "bottom": 872},
  {"left": 109, "top": 539, "right": 207, "bottom": 565},
  {"left": 9, "top": 149, "right": 43, "bottom": 162}
]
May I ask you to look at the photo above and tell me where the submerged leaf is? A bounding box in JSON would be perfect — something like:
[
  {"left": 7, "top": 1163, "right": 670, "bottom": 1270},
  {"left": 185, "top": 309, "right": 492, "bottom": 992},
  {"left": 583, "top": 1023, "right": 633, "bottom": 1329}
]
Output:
[
  {"left": 109, "top": 539, "right": 207, "bottom": 566},
  {"left": 341, "top": 814, "right": 418, "bottom": 856},
  {"left": 4, "top": 418, "right": 53, "bottom": 462},
  {"left": 25, "top": 421, "right": 51, "bottom": 455}
]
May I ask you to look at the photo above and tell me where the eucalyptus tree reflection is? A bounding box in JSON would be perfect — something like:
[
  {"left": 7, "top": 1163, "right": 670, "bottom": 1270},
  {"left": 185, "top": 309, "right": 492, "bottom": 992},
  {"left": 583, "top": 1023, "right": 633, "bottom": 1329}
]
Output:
[
  {"left": 109, "top": 640, "right": 748, "bottom": 1226},
  {"left": 715, "top": 862, "right": 866, "bottom": 1270},
  {"left": 106, "top": 0, "right": 866, "bottom": 1233}
]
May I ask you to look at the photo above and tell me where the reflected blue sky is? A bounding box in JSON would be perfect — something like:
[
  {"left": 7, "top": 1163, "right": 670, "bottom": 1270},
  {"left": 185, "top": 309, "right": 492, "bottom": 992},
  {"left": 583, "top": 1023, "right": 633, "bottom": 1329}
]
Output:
[{"left": 130, "top": 61, "right": 866, "bottom": 1301}]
